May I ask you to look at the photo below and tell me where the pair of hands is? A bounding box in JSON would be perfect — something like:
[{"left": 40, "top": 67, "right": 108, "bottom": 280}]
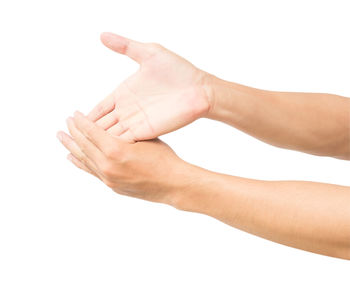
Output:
[{"left": 57, "top": 32, "right": 213, "bottom": 203}]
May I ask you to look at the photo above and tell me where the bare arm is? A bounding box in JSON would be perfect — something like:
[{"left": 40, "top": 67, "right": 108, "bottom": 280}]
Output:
[
  {"left": 59, "top": 34, "right": 350, "bottom": 259},
  {"left": 206, "top": 76, "right": 350, "bottom": 159},
  {"left": 176, "top": 164, "right": 350, "bottom": 260},
  {"left": 57, "top": 113, "right": 350, "bottom": 260},
  {"left": 90, "top": 32, "right": 350, "bottom": 159}
]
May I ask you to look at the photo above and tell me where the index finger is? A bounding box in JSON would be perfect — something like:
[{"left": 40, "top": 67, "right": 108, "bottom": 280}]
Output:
[
  {"left": 73, "top": 111, "right": 123, "bottom": 154},
  {"left": 87, "top": 94, "right": 115, "bottom": 122}
]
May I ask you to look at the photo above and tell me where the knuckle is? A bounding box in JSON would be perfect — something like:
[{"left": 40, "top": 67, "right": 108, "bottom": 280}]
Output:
[
  {"left": 104, "top": 150, "right": 118, "bottom": 162},
  {"left": 118, "top": 150, "right": 129, "bottom": 166},
  {"left": 104, "top": 146, "right": 117, "bottom": 158},
  {"left": 99, "top": 161, "right": 115, "bottom": 178},
  {"left": 147, "top": 42, "right": 164, "bottom": 51},
  {"left": 78, "top": 155, "right": 88, "bottom": 166},
  {"left": 105, "top": 144, "right": 124, "bottom": 160},
  {"left": 96, "top": 104, "right": 105, "bottom": 115}
]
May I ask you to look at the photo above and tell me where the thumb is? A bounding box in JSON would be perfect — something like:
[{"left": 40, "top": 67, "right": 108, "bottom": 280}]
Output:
[{"left": 100, "top": 32, "right": 156, "bottom": 64}]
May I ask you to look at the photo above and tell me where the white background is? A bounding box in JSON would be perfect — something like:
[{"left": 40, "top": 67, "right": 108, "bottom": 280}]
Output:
[{"left": 0, "top": 0, "right": 349, "bottom": 286}]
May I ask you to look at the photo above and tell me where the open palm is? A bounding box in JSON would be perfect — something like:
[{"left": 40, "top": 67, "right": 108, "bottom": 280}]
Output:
[{"left": 87, "top": 32, "right": 212, "bottom": 142}]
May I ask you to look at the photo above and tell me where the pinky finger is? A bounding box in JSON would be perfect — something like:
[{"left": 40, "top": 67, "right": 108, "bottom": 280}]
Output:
[{"left": 67, "top": 153, "right": 99, "bottom": 178}]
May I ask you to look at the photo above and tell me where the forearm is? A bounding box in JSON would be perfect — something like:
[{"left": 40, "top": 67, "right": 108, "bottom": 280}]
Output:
[
  {"left": 170, "top": 164, "right": 350, "bottom": 260},
  {"left": 205, "top": 75, "right": 350, "bottom": 159},
  {"left": 59, "top": 111, "right": 350, "bottom": 259}
]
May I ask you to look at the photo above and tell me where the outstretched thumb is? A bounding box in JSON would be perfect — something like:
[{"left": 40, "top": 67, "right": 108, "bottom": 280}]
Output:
[{"left": 100, "top": 32, "right": 155, "bottom": 64}]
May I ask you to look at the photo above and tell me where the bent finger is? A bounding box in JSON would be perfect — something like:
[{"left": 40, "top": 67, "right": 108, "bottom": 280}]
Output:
[
  {"left": 73, "top": 111, "right": 125, "bottom": 155},
  {"left": 96, "top": 109, "right": 119, "bottom": 130},
  {"left": 87, "top": 94, "right": 115, "bottom": 122},
  {"left": 107, "top": 122, "right": 126, "bottom": 136}
]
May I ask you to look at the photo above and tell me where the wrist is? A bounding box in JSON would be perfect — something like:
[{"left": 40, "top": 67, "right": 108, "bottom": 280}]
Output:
[
  {"left": 161, "top": 161, "right": 198, "bottom": 210},
  {"left": 166, "top": 162, "right": 217, "bottom": 214},
  {"left": 203, "top": 74, "right": 236, "bottom": 121},
  {"left": 203, "top": 74, "right": 267, "bottom": 125},
  {"left": 200, "top": 74, "right": 224, "bottom": 120}
]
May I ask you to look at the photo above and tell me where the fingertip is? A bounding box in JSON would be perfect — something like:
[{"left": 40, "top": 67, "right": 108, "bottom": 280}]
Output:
[
  {"left": 100, "top": 32, "right": 116, "bottom": 45},
  {"left": 56, "top": 131, "right": 63, "bottom": 141},
  {"left": 100, "top": 32, "right": 113, "bottom": 39},
  {"left": 66, "top": 116, "right": 73, "bottom": 125},
  {"left": 100, "top": 32, "right": 130, "bottom": 56},
  {"left": 74, "top": 110, "right": 84, "bottom": 117}
]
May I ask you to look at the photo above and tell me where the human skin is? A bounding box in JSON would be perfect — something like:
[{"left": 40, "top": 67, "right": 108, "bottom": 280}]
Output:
[
  {"left": 57, "top": 33, "right": 350, "bottom": 259},
  {"left": 57, "top": 112, "right": 350, "bottom": 260},
  {"left": 88, "top": 32, "right": 211, "bottom": 143},
  {"left": 91, "top": 32, "right": 350, "bottom": 160}
]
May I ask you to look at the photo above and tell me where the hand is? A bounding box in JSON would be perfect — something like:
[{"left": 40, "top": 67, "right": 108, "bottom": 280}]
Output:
[
  {"left": 57, "top": 111, "right": 189, "bottom": 205},
  {"left": 88, "top": 32, "right": 213, "bottom": 142}
]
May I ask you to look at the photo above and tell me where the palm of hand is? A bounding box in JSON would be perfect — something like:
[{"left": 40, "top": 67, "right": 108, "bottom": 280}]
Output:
[{"left": 89, "top": 33, "right": 211, "bottom": 142}]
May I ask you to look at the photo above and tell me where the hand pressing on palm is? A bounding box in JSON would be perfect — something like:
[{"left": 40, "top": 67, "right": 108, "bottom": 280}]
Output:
[{"left": 88, "top": 32, "right": 213, "bottom": 142}]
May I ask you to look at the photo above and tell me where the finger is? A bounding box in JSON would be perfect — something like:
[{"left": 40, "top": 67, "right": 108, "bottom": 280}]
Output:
[
  {"left": 119, "top": 129, "right": 136, "bottom": 143},
  {"left": 100, "top": 32, "right": 156, "bottom": 64},
  {"left": 107, "top": 122, "right": 126, "bottom": 136},
  {"left": 66, "top": 117, "right": 105, "bottom": 164},
  {"left": 73, "top": 111, "right": 124, "bottom": 154},
  {"left": 57, "top": 131, "right": 98, "bottom": 172},
  {"left": 87, "top": 94, "right": 115, "bottom": 122},
  {"left": 67, "top": 153, "right": 98, "bottom": 177},
  {"left": 96, "top": 109, "right": 119, "bottom": 130}
]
